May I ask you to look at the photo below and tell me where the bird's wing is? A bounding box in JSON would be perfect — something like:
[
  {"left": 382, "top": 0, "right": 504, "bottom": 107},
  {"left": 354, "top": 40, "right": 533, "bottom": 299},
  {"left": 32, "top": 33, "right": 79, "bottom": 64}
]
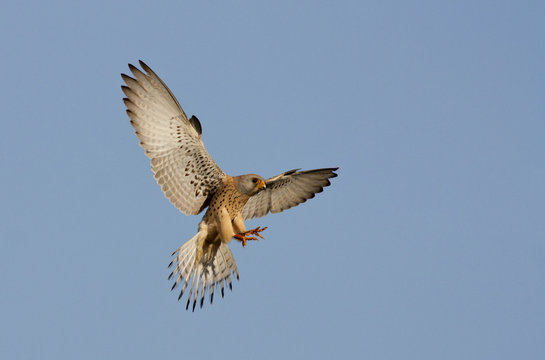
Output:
[
  {"left": 242, "top": 168, "right": 338, "bottom": 219},
  {"left": 122, "top": 61, "right": 225, "bottom": 215}
]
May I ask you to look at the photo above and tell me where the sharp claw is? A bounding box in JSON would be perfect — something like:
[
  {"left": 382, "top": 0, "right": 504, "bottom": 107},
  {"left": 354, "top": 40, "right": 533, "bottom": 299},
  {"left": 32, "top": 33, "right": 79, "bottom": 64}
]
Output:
[{"left": 235, "top": 226, "right": 268, "bottom": 247}]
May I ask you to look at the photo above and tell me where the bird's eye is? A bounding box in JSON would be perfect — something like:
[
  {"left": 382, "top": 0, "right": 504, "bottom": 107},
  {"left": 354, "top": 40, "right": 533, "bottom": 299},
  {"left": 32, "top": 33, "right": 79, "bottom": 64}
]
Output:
[{"left": 252, "top": 178, "right": 258, "bottom": 183}]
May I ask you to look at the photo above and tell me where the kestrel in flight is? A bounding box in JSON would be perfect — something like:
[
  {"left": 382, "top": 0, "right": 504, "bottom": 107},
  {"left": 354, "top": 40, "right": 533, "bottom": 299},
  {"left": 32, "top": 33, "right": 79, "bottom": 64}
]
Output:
[{"left": 122, "top": 61, "right": 338, "bottom": 311}]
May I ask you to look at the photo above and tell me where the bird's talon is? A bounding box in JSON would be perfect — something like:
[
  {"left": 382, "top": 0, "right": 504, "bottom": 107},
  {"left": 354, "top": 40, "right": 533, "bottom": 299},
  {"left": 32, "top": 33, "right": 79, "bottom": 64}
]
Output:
[{"left": 234, "top": 227, "right": 267, "bottom": 247}]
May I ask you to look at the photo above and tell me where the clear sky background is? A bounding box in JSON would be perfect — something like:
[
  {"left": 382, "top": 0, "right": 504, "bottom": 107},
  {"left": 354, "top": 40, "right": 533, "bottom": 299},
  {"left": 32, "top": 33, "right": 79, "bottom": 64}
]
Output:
[{"left": 1, "top": 1, "right": 544, "bottom": 359}]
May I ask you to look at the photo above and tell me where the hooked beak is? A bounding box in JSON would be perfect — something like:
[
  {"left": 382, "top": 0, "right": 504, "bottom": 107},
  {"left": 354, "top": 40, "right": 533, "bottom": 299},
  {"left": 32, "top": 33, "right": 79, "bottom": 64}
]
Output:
[{"left": 257, "top": 180, "right": 266, "bottom": 191}]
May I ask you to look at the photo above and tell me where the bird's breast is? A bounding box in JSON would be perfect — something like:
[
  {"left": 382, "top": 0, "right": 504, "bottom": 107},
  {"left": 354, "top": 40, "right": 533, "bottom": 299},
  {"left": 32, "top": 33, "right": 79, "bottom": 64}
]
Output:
[{"left": 205, "top": 183, "right": 250, "bottom": 221}]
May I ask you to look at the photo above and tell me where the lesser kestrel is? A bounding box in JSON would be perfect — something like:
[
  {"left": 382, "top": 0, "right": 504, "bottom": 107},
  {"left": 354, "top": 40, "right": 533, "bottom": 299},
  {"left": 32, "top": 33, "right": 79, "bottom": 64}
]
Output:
[{"left": 122, "top": 61, "right": 338, "bottom": 311}]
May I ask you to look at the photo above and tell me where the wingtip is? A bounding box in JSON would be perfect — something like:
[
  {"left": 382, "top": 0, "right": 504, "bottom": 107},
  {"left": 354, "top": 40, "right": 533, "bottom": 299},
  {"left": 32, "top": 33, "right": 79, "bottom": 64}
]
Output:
[
  {"left": 122, "top": 98, "right": 132, "bottom": 108},
  {"left": 121, "top": 85, "right": 132, "bottom": 98},
  {"left": 328, "top": 167, "right": 339, "bottom": 177},
  {"left": 139, "top": 60, "right": 155, "bottom": 75}
]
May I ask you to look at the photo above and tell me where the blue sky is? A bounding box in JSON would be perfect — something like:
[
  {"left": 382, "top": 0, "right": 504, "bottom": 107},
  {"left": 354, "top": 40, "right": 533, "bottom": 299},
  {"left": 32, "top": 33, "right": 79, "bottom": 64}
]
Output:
[{"left": 1, "top": 1, "right": 544, "bottom": 359}]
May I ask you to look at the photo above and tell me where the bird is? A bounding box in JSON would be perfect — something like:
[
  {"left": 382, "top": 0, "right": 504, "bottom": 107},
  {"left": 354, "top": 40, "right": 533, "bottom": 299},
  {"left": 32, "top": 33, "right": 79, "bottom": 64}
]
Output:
[{"left": 121, "top": 61, "right": 338, "bottom": 311}]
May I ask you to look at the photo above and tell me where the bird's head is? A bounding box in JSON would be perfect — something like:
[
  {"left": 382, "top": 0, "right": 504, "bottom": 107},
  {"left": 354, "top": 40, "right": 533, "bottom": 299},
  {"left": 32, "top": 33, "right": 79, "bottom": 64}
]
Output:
[{"left": 234, "top": 174, "right": 266, "bottom": 196}]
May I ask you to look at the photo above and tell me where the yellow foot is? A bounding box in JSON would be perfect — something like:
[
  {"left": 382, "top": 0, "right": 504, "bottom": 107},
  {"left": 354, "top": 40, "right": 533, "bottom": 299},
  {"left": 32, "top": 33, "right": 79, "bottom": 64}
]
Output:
[{"left": 233, "top": 226, "right": 268, "bottom": 247}]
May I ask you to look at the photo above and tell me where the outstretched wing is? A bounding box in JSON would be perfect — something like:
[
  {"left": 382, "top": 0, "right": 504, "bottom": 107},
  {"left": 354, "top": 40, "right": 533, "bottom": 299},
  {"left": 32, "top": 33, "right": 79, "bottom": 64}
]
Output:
[
  {"left": 242, "top": 168, "right": 338, "bottom": 219},
  {"left": 122, "top": 61, "right": 225, "bottom": 215}
]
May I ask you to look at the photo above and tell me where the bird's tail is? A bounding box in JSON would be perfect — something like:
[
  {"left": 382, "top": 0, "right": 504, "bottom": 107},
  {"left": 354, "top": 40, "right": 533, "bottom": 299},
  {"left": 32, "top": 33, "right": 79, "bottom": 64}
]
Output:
[{"left": 168, "top": 225, "right": 239, "bottom": 311}]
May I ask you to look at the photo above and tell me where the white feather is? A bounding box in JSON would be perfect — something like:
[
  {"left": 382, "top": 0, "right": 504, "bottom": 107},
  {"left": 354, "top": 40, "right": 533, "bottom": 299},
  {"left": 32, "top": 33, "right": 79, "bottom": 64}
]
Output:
[{"left": 168, "top": 222, "right": 239, "bottom": 311}]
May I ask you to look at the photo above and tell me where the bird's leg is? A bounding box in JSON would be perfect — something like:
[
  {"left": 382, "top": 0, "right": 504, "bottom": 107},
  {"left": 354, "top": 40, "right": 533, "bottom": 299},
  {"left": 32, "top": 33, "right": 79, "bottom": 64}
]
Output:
[{"left": 233, "top": 226, "right": 268, "bottom": 247}]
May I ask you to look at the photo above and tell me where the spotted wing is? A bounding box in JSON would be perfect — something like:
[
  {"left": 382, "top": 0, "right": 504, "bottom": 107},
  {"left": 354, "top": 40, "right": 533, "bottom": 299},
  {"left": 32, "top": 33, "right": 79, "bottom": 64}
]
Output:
[
  {"left": 122, "top": 61, "right": 225, "bottom": 215},
  {"left": 242, "top": 168, "right": 338, "bottom": 219}
]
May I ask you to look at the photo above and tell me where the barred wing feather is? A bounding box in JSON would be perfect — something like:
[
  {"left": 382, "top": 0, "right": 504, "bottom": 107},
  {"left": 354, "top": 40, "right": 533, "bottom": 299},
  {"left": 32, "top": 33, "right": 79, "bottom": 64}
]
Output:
[
  {"left": 122, "top": 61, "right": 225, "bottom": 215},
  {"left": 242, "top": 168, "right": 338, "bottom": 219}
]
